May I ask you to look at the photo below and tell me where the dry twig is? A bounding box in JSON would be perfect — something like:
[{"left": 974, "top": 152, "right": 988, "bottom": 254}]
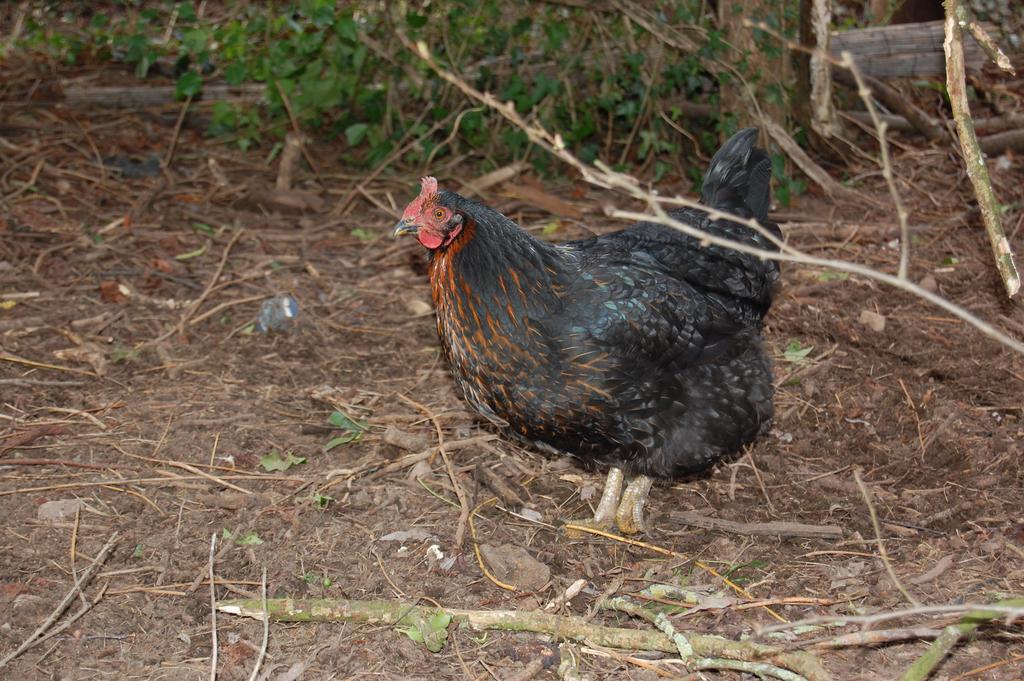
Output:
[
  {"left": 208, "top": 533, "right": 219, "bottom": 681},
  {"left": 0, "top": 531, "right": 118, "bottom": 669},
  {"left": 853, "top": 468, "right": 920, "bottom": 606},
  {"left": 943, "top": 0, "right": 1020, "bottom": 298}
]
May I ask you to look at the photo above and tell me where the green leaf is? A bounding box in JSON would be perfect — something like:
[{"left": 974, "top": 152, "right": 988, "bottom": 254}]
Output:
[
  {"left": 324, "top": 433, "right": 359, "bottom": 451},
  {"left": 235, "top": 531, "right": 264, "bottom": 546},
  {"left": 397, "top": 623, "right": 425, "bottom": 644},
  {"left": 181, "top": 27, "right": 209, "bottom": 54},
  {"left": 175, "top": 70, "right": 203, "bottom": 98},
  {"left": 327, "top": 411, "right": 369, "bottom": 432},
  {"left": 177, "top": 2, "right": 197, "bottom": 22},
  {"left": 345, "top": 123, "right": 368, "bottom": 147},
  {"left": 260, "top": 450, "right": 307, "bottom": 472},
  {"left": 350, "top": 227, "right": 375, "bottom": 242},
  {"left": 335, "top": 17, "right": 358, "bottom": 42},
  {"left": 396, "top": 610, "right": 451, "bottom": 653},
  {"left": 223, "top": 61, "right": 248, "bottom": 85},
  {"left": 406, "top": 12, "right": 428, "bottom": 28},
  {"left": 818, "top": 271, "right": 849, "bottom": 282},
  {"left": 174, "top": 242, "right": 207, "bottom": 260},
  {"left": 314, "top": 494, "right": 333, "bottom": 508},
  {"left": 783, "top": 340, "right": 813, "bottom": 363}
]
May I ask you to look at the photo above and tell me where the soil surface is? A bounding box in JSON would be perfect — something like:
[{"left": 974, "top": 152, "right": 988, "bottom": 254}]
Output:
[{"left": 1, "top": 57, "right": 1023, "bottom": 681}]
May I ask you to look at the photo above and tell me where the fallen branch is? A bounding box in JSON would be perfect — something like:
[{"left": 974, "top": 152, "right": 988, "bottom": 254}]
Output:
[
  {"left": 756, "top": 601, "right": 1024, "bottom": 636},
  {"left": 833, "top": 67, "right": 946, "bottom": 142},
  {"left": 944, "top": 0, "right": 1021, "bottom": 298},
  {"left": 216, "top": 597, "right": 829, "bottom": 681},
  {"left": 898, "top": 598, "right": 1024, "bottom": 681},
  {"left": 978, "top": 128, "right": 1024, "bottom": 155},
  {"left": 670, "top": 511, "right": 843, "bottom": 539},
  {"left": 760, "top": 115, "right": 868, "bottom": 204}
]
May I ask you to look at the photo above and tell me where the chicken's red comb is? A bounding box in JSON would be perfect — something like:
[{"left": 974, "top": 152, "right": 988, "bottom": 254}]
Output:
[{"left": 420, "top": 176, "right": 438, "bottom": 196}]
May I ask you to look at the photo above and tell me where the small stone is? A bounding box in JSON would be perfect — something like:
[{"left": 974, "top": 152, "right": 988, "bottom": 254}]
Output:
[
  {"left": 858, "top": 309, "right": 886, "bottom": 333},
  {"left": 480, "top": 543, "right": 551, "bottom": 592},
  {"left": 919, "top": 275, "right": 939, "bottom": 293},
  {"left": 37, "top": 499, "right": 86, "bottom": 522}
]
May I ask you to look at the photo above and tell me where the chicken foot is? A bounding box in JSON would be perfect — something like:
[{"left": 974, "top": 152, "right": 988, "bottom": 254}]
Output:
[
  {"left": 577, "top": 467, "right": 653, "bottom": 535},
  {"left": 591, "top": 467, "right": 624, "bottom": 527},
  {"left": 615, "top": 474, "right": 653, "bottom": 534}
]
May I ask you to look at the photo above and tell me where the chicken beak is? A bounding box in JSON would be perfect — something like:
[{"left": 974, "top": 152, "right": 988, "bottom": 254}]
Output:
[{"left": 393, "top": 219, "right": 418, "bottom": 238}]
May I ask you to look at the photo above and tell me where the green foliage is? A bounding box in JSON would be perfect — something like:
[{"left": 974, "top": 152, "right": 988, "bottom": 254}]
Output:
[
  {"left": 324, "top": 410, "right": 370, "bottom": 451},
  {"left": 260, "top": 450, "right": 306, "bottom": 471},
  {"left": 782, "top": 340, "right": 813, "bottom": 363},
  {"left": 396, "top": 610, "right": 452, "bottom": 653},
  {"left": 16, "top": 1, "right": 808, "bottom": 194}
]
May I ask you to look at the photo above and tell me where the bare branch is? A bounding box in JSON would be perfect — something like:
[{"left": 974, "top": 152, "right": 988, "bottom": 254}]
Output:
[
  {"left": 398, "top": 33, "right": 1024, "bottom": 356},
  {"left": 943, "top": 0, "right": 1021, "bottom": 298}
]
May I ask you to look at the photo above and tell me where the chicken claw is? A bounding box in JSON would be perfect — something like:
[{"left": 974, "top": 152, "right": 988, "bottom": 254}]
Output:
[
  {"left": 568, "top": 468, "right": 652, "bottom": 536},
  {"left": 614, "top": 475, "right": 653, "bottom": 535},
  {"left": 591, "top": 467, "right": 624, "bottom": 527}
]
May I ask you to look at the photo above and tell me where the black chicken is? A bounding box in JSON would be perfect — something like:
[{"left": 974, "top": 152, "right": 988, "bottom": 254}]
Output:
[{"left": 394, "top": 128, "right": 780, "bottom": 533}]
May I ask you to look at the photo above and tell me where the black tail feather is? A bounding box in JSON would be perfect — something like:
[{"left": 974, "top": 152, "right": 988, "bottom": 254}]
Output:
[{"left": 700, "top": 128, "right": 772, "bottom": 222}]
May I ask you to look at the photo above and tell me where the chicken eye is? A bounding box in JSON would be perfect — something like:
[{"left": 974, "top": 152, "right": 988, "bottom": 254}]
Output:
[{"left": 434, "top": 209, "right": 446, "bottom": 220}]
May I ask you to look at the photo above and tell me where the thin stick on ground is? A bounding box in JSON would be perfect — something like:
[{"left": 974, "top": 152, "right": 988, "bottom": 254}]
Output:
[
  {"left": 156, "top": 229, "right": 244, "bottom": 343},
  {"left": 163, "top": 94, "right": 193, "bottom": 170},
  {"left": 397, "top": 393, "right": 471, "bottom": 548},
  {"left": 469, "top": 497, "right": 517, "bottom": 592},
  {"left": 216, "top": 596, "right": 829, "bottom": 681},
  {"left": 247, "top": 567, "right": 269, "bottom": 681},
  {"left": 564, "top": 522, "right": 787, "bottom": 624},
  {"left": 208, "top": 533, "right": 218, "bottom": 681},
  {"left": 943, "top": 0, "right": 1021, "bottom": 298},
  {"left": 756, "top": 600, "right": 1024, "bottom": 636},
  {"left": 853, "top": 468, "right": 920, "bottom": 606},
  {"left": 0, "top": 531, "right": 119, "bottom": 669}
]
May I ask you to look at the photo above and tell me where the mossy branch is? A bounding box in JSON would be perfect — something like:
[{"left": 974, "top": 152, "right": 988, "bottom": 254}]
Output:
[
  {"left": 217, "top": 597, "right": 830, "bottom": 681},
  {"left": 897, "top": 598, "right": 1024, "bottom": 681},
  {"left": 943, "top": 0, "right": 1021, "bottom": 298}
]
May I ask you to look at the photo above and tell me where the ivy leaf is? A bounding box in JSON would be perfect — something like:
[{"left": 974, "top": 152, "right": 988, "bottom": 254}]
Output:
[
  {"left": 175, "top": 70, "right": 203, "bottom": 98},
  {"left": 235, "top": 531, "right": 264, "bottom": 546},
  {"left": 345, "top": 123, "right": 368, "bottom": 147},
  {"left": 327, "top": 411, "right": 369, "bottom": 431},
  {"left": 324, "top": 433, "right": 359, "bottom": 451},
  {"left": 260, "top": 450, "right": 306, "bottom": 472},
  {"left": 396, "top": 610, "right": 451, "bottom": 653},
  {"left": 783, "top": 341, "right": 813, "bottom": 363},
  {"left": 224, "top": 61, "right": 248, "bottom": 85}
]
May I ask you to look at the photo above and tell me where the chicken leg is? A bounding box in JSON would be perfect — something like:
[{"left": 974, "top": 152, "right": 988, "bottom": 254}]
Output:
[{"left": 580, "top": 467, "right": 653, "bottom": 535}]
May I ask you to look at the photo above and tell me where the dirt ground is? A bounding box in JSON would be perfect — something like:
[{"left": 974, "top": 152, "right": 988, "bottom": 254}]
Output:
[{"left": 2, "top": 57, "right": 1023, "bottom": 681}]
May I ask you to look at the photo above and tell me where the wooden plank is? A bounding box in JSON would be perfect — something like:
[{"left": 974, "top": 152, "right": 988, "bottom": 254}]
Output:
[{"left": 830, "top": 21, "right": 1019, "bottom": 78}]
